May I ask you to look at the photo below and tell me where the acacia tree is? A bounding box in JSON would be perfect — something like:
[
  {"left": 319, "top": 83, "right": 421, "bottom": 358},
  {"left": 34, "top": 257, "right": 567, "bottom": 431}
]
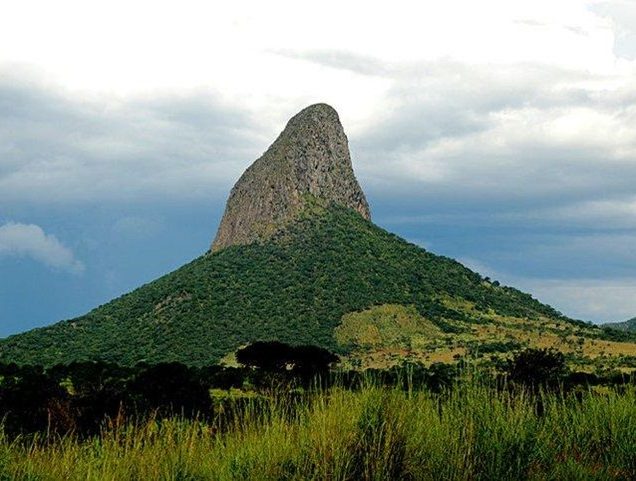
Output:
[
  {"left": 236, "top": 341, "right": 338, "bottom": 380},
  {"left": 506, "top": 348, "right": 568, "bottom": 390}
]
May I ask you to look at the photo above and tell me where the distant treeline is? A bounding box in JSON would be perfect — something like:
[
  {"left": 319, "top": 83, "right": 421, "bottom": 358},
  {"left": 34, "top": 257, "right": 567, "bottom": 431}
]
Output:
[{"left": 0, "top": 343, "right": 634, "bottom": 438}]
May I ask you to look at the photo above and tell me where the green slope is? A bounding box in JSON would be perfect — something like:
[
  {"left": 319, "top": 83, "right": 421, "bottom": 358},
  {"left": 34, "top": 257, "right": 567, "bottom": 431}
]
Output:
[
  {"left": 0, "top": 203, "right": 584, "bottom": 366},
  {"left": 603, "top": 318, "right": 636, "bottom": 333}
]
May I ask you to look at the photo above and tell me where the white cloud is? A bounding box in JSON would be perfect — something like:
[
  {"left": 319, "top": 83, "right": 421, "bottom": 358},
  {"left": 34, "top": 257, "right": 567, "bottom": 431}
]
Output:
[
  {"left": 0, "top": 223, "right": 84, "bottom": 274},
  {"left": 593, "top": 0, "right": 636, "bottom": 59},
  {"left": 0, "top": 1, "right": 629, "bottom": 124}
]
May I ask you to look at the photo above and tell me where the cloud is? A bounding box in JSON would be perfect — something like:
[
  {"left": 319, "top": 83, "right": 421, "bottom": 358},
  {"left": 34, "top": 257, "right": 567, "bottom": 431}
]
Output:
[
  {"left": 350, "top": 59, "right": 636, "bottom": 204},
  {"left": 272, "top": 49, "right": 392, "bottom": 77},
  {"left": 111, "top": 216, "right": 162, "bottom": 240},
  {"left": 0, "top": 222, "right": 84, "bottom": 273},
  {"left": 272, "top": 39, "right": 636, "bottom": 215},
  {"left": 524, "top": 278, "right": 636, "bottom": 323},
  {"left": 0, "top": 75, "right": 265, "bottom": 204},
  {"left": 592, "top": 1, "right": 636, "bottom": 59},
  {"left": 458, "top": 257, "right": 636, "bottom": 323}
]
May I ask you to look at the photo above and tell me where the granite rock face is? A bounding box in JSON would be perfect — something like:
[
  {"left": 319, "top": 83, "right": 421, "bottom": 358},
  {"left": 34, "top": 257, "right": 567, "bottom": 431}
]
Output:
[{"left": 211, "top": 103, "right": 370, "bottom": 252}]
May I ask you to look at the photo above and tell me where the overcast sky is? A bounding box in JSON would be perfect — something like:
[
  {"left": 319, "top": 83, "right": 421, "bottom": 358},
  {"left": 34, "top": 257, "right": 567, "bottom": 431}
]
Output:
[{"left": 2, "top": 0, "right": 636, "bottom": 336}]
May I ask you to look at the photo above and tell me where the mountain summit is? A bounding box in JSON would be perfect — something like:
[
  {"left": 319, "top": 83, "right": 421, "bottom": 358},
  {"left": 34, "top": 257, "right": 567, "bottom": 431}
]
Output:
[{"left": 211, "top": 103, "right": 370, "bottom": 251}]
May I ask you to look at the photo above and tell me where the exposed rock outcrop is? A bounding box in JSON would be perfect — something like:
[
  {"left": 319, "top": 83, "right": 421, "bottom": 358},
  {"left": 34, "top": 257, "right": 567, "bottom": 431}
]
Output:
[{"left": 211, "top": 103, "right": 370, "bottom": 252}]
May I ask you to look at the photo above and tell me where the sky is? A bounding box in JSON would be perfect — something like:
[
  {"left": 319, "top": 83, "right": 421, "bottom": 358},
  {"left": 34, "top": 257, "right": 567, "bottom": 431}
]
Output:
[{"left": 1, "top": 0, "right": 636, "bottom": 337}]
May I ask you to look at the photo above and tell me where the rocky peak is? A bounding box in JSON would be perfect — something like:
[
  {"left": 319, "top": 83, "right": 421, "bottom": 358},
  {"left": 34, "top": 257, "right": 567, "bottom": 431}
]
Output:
[{"left": 211, "top": 103, "right": 370, "bottom": 252}]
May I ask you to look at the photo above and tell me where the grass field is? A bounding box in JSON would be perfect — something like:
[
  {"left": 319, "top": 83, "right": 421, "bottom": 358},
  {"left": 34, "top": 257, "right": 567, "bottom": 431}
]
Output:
[
  {"left": 335, "top": 303, "right": 636, "bottom": 372},
  {"left": 1, "top": 378, "right": 634, "bottom": 481}
]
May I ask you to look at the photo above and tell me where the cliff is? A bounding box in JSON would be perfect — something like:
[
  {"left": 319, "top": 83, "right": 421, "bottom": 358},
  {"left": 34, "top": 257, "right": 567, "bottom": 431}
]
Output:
[{"left": 211, "top": 103, "right": 370, "bottom": 251}]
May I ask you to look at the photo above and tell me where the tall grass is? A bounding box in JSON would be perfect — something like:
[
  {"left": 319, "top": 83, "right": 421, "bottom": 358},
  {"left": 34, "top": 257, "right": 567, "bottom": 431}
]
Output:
[{"left": 0, "top": 380, "right": 634, "bottom": 480}]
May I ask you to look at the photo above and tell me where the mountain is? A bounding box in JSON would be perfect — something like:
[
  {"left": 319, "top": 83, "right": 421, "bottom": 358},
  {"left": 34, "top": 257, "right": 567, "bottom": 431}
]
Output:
[
  {"left": 602, "top": 318, "right": 636, "bottom": 333},
  {"left": 212, "top": 104, "right": 369, "bottom": 252},
  {"left": 1, "top": 104, "right": 635, "bottom": 369}
]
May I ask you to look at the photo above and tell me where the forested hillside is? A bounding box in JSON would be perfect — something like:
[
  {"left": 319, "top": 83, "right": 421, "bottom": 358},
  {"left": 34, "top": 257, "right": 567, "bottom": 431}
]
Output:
[{"left": 0, "top": 202, "right": 583, "bottom": 366}]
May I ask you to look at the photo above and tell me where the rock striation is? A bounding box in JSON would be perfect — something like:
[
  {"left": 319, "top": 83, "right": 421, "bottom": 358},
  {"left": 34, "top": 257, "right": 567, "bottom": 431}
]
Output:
[{"left": 211, "top": 103, "right": 370, "bottom": 252}]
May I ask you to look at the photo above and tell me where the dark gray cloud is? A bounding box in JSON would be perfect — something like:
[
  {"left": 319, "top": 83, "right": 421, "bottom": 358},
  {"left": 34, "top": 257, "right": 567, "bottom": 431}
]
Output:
[
  {"left": 327, "top": 56, "right": 636, "bottom": 235},
  {"left": 0, "top": 75, "right": 265, "bottom": 204}
]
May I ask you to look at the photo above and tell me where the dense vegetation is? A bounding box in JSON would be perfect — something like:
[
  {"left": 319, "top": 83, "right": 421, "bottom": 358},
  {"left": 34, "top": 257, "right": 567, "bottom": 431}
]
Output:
[
  {"left": 0, "top": 203, "right": 592, "bottom": 367},
  {"left": 1, "top": 355, "right": 635, "bottom": 480},
  {"left": 1, "top": 345, "right": 633, "bottom": 438}
]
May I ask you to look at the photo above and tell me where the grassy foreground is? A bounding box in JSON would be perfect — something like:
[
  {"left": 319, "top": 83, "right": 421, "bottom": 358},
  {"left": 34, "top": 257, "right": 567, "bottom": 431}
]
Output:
[{"left": 1, "top": 381, "right": 635, "bottom": 481}]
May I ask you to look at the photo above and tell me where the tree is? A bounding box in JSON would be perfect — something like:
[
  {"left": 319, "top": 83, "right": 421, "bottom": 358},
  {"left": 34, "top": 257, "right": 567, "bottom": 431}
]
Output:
[
  {"left": 127, "top": 363, "right": 210, "bottom": 417},
  {"left": 236, "top": 341, "right": 294, "bottom": 371},
  {"left": 0, "top": 365, "right": 71, "bottom": 435},
  {"left": 289, "top": 345, "right": 339, "bottom": 380},
  {"left": 505, "top": 348, "right": 568, "bottom": 390},
  {"left": 236, "top": 341, "right": 339, "bottom": 382},
  {"left": 49, "top": 361, "right": 132, "bottom": 435}
]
